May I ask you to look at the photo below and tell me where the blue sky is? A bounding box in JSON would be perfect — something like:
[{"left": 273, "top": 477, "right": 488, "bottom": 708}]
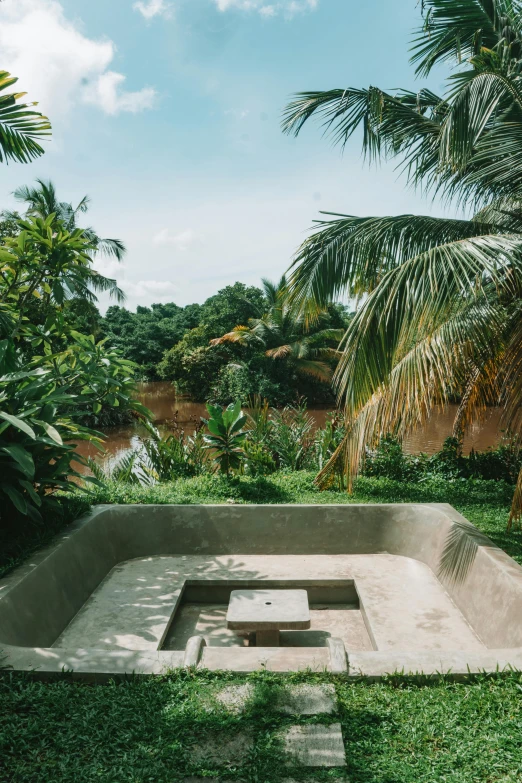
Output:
[{"left": 0, "top": 0, "right": 449, "bottom": 310}]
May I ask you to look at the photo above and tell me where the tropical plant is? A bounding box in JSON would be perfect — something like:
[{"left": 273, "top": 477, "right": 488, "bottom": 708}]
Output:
[
  {"left": 0, "top": 71, "right": 51, "bottom": 164},
  {"left": 139, "top": 419, "right": 207, "bottom": 482},
  {"left": 211, "top": 276, "right": 343, "bottom": 384},
  {"left": 87, "top": 452, "right": 142, "bottom": 486},
  {"left": 0, "top": 200, "right": 149, "bottom": 525},
  {"left": 0, "top": 214, "right": 124, "bottom": 339},
  {"left": 282, "top": 0, "right": 522, "bottom": 526},
  {"left": 0, "top": 341, "right": 102, "bottom": 525},
  {"left": 203, "top": 400, "right": 248, "bottom": 476},
  {"left": 13, "top": 179, "right": 126, "bottom": 262},
  {"left": 313, "top": 411, "right": 346, "bottom": 479},
  {"left": 268, "top": 400, "right": 315, "bottom": 471}
]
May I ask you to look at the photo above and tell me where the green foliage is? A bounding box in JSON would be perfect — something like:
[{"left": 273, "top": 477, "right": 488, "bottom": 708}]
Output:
[
  {"left": 140, "top": 420, "right": 208, "bottom": 481},
  {"left": 203, "top": 400, "right": 248, "bottom": 476},
  {"left": 365, "top": 434, "right": 522, "bottom": 484},
  {"left": 0, "top": 199, "right": 149, "bottom": 527},
  {"left": 103, "top": 302, "right": 202, "bottom": 379},
  {"left": 281, "top": 0, "right": 522, "bottom": 522},
  {"left": 157, "top": 281, "right": 350, "bottom": 404},
  {"left": 158, "top": 327, "right": 231, "bottom": 399},
  {"left": 364, "top": 434, "right": 427, "bottom": 482},
  {"left": 0, "top": 70, "right": 51, "bottom": 164},
  {"left": 268, "top": 399, "right": 315, "bottom": 470}
]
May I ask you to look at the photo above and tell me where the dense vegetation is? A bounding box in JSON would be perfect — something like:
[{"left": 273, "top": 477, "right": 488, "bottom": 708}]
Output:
[
  {"left": 283, "top": 0, "right": 522, "bottom": 524},
  {"left": 0, "top": 182, "right": 148, "bottom": 538},
  {"left": 103, "top": 279, "right": 350, "bottom": 404}
]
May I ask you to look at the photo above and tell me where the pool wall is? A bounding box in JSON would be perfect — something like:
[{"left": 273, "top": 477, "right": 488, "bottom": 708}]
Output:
[{"left": 1, "top": 503, "right": 522, "bottom": 678}]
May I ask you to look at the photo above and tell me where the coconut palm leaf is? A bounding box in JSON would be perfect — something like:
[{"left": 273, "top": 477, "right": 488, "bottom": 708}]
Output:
[
  {"left": 410, "top": 0, "right": 520, "bottom": 76},
  {"left": 287, "top": 212, "right": 504, "bottom": 309},
  {"left": 0, "top": 72, "right": 51, "bottom": 164},
  {"left": 15, "top": 180, "right": 127, "bottom": 261}
]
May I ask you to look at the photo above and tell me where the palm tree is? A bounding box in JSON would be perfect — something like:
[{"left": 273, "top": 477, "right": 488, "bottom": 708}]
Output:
[
  {"left": 10, "top": 179, "right": 126, "bottom": 302},
  {"left": 0, "top": 71, "right": 51, "bottom": 164},
  {"left": 14, "top": 179, "right": 126, "bottom": 260},
  {"left": 282, "top": 0, "right": 522, "bottom": 526},
  {"left": 210, "top": 276, "right": 344, "bottom": 383}
]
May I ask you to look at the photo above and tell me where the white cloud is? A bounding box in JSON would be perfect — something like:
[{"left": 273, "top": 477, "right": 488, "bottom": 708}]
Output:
[
  {"left": 259, "top": 6, "right": 277, "bottom": 16},
  {"left": 124, "top": 280, "right": 179, "bottom": 300},
  {"left": 133, "top": 0, "right": 173, "bottom": 20},
  {"left": 83, "top": 72, "right": 155, "bottom": 115},
  {"left": 213, "top": 0, "right": 317, "bottom": 17},
  {"left": 0, "top": 0, "right": 156, "bottom": 117},
  {"left": 153, "top": 228, "right": 196, "bottom": 250},
  {"left": 224, "top": 108, "right": 250, "bottom": 119}
]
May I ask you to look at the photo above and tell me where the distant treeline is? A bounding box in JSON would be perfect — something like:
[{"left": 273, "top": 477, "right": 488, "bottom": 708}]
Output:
[{"left": 82, "top": 280, "right": 352, "bottom": 405}]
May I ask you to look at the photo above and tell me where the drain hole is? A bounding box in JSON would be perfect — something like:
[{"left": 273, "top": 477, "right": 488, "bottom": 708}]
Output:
[{"left": 265, "top": 601, "right": 272, "bottom": 605}]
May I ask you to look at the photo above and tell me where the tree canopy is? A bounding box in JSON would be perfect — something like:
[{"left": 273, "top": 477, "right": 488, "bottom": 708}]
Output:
[{"left": 283, "top": 0, "right": 522, "bottom": 523}]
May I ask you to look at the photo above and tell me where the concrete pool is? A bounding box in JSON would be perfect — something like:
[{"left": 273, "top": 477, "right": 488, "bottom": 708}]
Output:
[{"left": 1, "top": 503, "right": 522, "bottom": 678}]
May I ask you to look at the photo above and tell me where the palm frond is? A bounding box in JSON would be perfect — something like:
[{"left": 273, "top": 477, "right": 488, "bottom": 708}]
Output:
[
  {"left": 0, "top": 73, "right": 51, "bottom": 164},
  {"left": 294, "top": 358, "right": 333, "bottom": 381},
  {"left": 410, "top": 0, "right": 519, "bottom": 76},
  {"left": 287, "top": 213, "right": 501, "bottom": 310},
  {"left": 333, "top": 233, "right": 521, "bottom": 417},
  {"left": 282, "top": 87, "right": 444, "bottom": 176}
]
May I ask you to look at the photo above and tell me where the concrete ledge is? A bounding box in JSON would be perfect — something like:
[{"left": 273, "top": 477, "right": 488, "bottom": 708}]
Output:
[
  {"left": 0, "top": 643, "right": 184, "bottom": 681},
  {"left": 348, "top": 649, "right": 522, "bottom": 680},
  {"left": 328, "top": 637, "right": 348, "bottom": 673},
  {"left": 1, "top": 502, "right": 522, "bottom": 678},
  {"left": 183, "top": 636, "right": 206, "bottom": 668}
]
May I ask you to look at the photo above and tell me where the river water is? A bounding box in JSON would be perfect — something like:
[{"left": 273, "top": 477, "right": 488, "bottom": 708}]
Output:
[{"left": 75, "top": 381, "right": 507, "bottom": 471}]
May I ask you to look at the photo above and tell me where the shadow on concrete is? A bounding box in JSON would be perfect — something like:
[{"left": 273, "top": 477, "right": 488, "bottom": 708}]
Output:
[{"left": 437, "top": 520, "right": 495, "bottom": 584}]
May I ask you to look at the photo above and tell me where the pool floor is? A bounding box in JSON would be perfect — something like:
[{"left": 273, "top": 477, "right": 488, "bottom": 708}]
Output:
[{"left": 52, "top": 554, "right": 485, "bottom": 654}]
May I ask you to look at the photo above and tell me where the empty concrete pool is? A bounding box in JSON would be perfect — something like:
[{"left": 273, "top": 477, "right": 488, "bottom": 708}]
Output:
[{"left": 1, "top": 504, "right": 522, "bottom": 677}]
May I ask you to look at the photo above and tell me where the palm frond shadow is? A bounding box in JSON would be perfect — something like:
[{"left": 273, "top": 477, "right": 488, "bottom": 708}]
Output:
[{"left": 437, "top": 520, "right": 493, "bottom": 584}]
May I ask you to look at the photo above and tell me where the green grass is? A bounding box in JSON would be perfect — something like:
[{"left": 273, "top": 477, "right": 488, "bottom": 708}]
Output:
[
  {"left": 1, "top": 670, "right": 522, "bottom": 782},
  {"left": 2, "top": 473, "right": 522, "bottom": 781}
]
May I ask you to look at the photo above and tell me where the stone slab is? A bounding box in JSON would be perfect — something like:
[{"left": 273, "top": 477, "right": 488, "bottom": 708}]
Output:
[
  {"left": 283, "top": 723, "right": 346, "bottom": 767},
  {"left": 227, "top": 589, "right": 311, "bottom": 630},
  {"left": 191, "top": 731, "right": 253, "bottom": 767},
  {"left": 276, "top": 684, "right": 337, "bottom": 715},
  {"left": 212, "top": 683, "right": 336, "bottom": 715},
  {"left": 214, "top": 684, "right": 254, "bottom": 713}
]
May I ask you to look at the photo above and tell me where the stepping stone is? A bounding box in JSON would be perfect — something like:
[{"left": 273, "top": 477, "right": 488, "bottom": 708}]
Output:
[
  {"left": 275, "top": 684, "right": 337, "bottom": 715},
  {"left": 191, "top": 731, "right": 253, "bottom": 767},
  {"left": 213, "top": 683, "right": 336, "bottom": 715},
  {"left": 282, "top": 724, "right": 346, "bottom": 767},
  {"left": 214, "top": 683, "right": 254, "bottom": 713}
]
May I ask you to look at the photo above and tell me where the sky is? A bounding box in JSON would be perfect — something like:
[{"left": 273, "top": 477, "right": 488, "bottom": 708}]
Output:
[{"left": 0, "top": 0, "right": 450, "bottom": 312}]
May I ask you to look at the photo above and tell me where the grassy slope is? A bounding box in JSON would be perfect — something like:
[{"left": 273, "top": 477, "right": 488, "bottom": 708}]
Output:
[{"left": 1, "top": 473, "right": 522, "bottom": 782}]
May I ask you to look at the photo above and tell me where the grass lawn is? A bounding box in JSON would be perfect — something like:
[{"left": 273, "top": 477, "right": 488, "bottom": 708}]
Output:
[
  {"left": 1, "top": 670, "right": 521, "bottom": 782},
  {"left": 1, "top": 473, "right": 522, "bottom": 782}
]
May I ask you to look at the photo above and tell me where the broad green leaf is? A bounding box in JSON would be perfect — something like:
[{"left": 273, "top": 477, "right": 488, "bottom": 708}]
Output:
[
  {"left": 1, "top": 483, "right": 27, "bottom": 514},
  {"left": 0, "top": 444, "right": 34, "bottom": 478},
  {"left": 0, "top": 411, "right": 35, "bottom": 438},
  {"left": 229, "top": 415, "right": 247, "bottom": 436},
  {"left": 39, "top": 421, "right": 63, "bottom": 445},
  {"left": 19, "top": 480, "right": 41, "bottom": 506},
  {"left": 207, "top": 419, "right": 226, "bottom": 437}
]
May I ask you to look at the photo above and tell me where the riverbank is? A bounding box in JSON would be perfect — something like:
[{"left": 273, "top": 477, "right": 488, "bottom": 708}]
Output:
[{"left": 73, "top": 382, "right": 508, "bottom": 471}]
